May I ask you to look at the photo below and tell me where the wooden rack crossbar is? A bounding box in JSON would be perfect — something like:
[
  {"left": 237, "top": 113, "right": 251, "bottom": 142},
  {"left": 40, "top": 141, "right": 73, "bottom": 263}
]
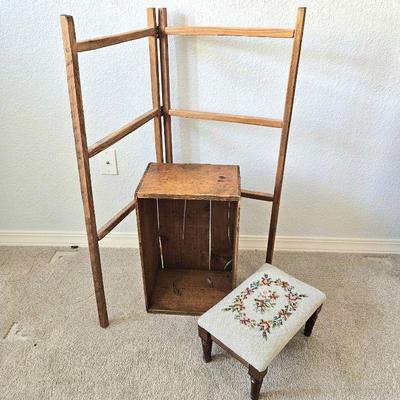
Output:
[
  {"left": 77, "top": 27, "right": 156, "bottom": 52},
  {"left": 164, "top": 26, "right": 294, "bottom": 38},
  {"left": 241, "top": 189, "right": 274, "bottom": 202},
  {"left": 97, "top": 199, "right": 137, "bottom": 240},
  {"left": 168, "top": 109, "right": 283, "bottom": 128},
  {"left": 88, "top": 108, "right": 159, "bottom": 157}
]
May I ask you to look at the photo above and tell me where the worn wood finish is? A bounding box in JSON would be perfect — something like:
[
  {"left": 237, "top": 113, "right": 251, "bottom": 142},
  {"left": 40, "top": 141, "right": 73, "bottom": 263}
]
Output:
[
  {"left": 165, "top": 26, "right": 294, "bottom": 38},
  {"left": 180, "top": 200, "right": 210, "bottom": 270},
  {"left": 241, "top": 189, "right": 274, "bottom": 202},
  {"left": 60, "top": 15, "right": 109, "bottom": 328},
  {"left": 77, "top": 27, "right": 155, "bottom": 52},
  {"left": 149, "top": 269, "right": 232, "bottom": 314},
  {"left": 210, "top": 201, "right": 239, "bottom": 277},
  {"left": 168, "top": 109, "right": 283, "bottom": 128},
  {"left": 147, "top": 8, "right": 163, "bottom": 163},
  {"left": 158, "top": 8, "right": 173, "bottom": 162},
  {"left": 210, "top": 202, "right": 233, "bottom": 270},
  {"left": 304, "top": 305, "right": 322, "bottom": 337},
  {"left": 97, "top": 199, "right": 137, "bottom": 240},
  {"left": 88, "top": 108, "right": 158, "bottom": 158},
  {"left": 136, "top": 198, "right": 162, "bottom": 310},
  {"left": 158, "top": 199, "right": 237, "bottom": 273},
  {"left": 158, "top": 199, "right": 184, "bottom": 269},
  {"left": 136, "top": 163, "right": 241, "bottom": 201},
  {"left": 137, "top": 163, "right": 240, "bottom": 314},
  {"left": 158, "top": 199, "right": 210, "bottom": 270},
  {"left": 266, "top": 8, "right": 306, "bottom": 264}
]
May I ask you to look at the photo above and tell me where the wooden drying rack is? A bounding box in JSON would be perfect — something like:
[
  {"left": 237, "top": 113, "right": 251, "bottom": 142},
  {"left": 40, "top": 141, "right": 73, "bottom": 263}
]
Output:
[{"left": 61, "top": 7, "right": 306, "bottom": 327}]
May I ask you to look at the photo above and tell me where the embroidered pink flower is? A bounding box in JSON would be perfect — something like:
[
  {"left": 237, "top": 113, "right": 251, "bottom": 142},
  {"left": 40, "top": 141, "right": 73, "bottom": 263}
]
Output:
[
  {"left": 281, "top": 281, "right": 290, "bottom": 290},
  {"left": 259, "top": 320, "right": 271, "bottom": 332},
  {"left": 268, "top": 291, "right": 279, "bottom": 301},
  {"left": 261, "top": 276, "right": 271, "bottom": 285},
  {"left": 278, "top": 308, "right": 290, "bottom": 320},
  {"left": 255, "top": 298, "right": 266, "bottom": 309},
  {"left": 254, "top": 291, "right": 277, "bottom": 313},
  {"left": 287, "top": 293, "right": 298, "bottom": 301}
]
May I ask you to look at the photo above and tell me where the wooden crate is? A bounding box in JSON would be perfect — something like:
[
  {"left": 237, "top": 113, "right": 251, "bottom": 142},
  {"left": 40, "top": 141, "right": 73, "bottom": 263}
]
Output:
[{"left": 136, "top": 163, "right": 240, "bottom": 315}]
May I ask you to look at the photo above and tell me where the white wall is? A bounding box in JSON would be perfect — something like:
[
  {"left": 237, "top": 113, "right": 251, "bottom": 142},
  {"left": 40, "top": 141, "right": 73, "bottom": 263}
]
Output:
[{"left": 1, "top": 0, "right": 399, "bottom": 243}]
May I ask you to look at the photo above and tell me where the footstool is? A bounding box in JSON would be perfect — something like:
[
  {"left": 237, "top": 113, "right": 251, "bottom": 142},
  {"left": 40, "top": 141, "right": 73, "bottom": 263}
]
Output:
[{"left": 198, "top": 264, "right": 326, "bottom": 400}]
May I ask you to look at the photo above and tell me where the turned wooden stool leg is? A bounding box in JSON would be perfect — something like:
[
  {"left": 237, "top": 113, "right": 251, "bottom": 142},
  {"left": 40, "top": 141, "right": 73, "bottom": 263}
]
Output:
[
  {"left": 248, "top": 365, "right": 268, "bottom": 400},
  {"left": 250, "top": 376, "right": 262, "bottom": 400},
  {"left": 304, "top": 305, "right": 322, "bottom": 337},
  {"left": 198, "top": 326, "right": 212, "bottom": 363}
]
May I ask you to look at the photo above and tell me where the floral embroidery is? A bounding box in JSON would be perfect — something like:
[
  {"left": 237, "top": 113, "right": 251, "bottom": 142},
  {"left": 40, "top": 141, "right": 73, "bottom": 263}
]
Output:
[
  {"left": 254, "top": 290, "right": 279, "bottom": 313},
  {"left": 222, "top": 273, "right": 307, "bottom": 340}
]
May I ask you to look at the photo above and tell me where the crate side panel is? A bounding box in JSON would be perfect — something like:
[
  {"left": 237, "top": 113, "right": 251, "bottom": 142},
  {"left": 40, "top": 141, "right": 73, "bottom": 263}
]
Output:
[
  {"left": 137, "top": 198, "right": 162, "bottom": 308},
  {"left": 210, "top": 201, "right": 235, "bottom": 271}
]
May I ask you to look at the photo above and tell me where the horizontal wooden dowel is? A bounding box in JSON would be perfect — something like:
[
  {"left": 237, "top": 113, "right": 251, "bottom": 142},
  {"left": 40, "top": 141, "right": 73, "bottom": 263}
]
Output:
[
  {"left": 241, "top": 189, "right": 274, "bottom": 202},
  {"left": 88, "top": 108, "right": 158, "bottom": 157},
  {"left": 168, "top": 109, "right": 283, "bottom": 128},
  {"left": 164, "top": 26, "right": 294, "bottom": 38},
  {"left": 97, "top": 199, "right": 137, "bottom": 240},
  {"left": 77, "top": 27, "right": 156, "bottom": 52}
]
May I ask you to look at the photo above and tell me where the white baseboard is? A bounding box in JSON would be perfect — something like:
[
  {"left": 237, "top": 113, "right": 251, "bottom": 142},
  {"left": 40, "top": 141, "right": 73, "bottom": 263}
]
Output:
[
  {"left": 242, "top": 235, "right": 400, "bottom": 254},
  {"left": 0, "top": 230, "right": 399, "bottom": 254}
]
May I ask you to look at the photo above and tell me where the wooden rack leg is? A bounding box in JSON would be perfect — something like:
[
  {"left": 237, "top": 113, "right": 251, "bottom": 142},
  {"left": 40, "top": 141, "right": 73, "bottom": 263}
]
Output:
[
  {"left": 61, "top": 15, "right": 109, "bottom": 328},
  {"left": 266, "top": 200, "right": 279, "bottom": 264},
  {"left": 87, "top": 239, "right": 108, "bottom": 328},
  {"left": 147, "top": 8, "right": 163, "bottom": 163},
  {"left": 159, "top": 8, "right": 173, "bottom": 163},
  {"left": 266, "top": 8, "right": 306, "bottom": 264}
]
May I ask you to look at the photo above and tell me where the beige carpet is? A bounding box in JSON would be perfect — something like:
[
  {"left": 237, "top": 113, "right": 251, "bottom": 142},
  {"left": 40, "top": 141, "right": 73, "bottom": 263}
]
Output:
[{"left": 1, "top": 247, "right": 399, "bottom": 399}]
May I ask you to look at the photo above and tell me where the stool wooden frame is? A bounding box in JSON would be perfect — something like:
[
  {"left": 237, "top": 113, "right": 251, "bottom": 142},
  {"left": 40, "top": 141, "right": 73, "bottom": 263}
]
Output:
[
  {"left": 61, "top": 7, "right": 306, "bottom": 328},
  {"left": 199, "top": 305, "right": 322, "bottom": 400}
]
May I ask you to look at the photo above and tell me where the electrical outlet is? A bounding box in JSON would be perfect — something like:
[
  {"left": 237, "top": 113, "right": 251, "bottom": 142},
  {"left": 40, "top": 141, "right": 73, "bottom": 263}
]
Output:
[{"left": 99, "top": 149, "right": 118, "bottom": 175}]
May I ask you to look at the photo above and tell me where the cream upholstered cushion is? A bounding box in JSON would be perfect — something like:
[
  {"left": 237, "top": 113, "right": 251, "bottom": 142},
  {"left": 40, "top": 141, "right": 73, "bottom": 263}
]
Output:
[{"left": 198, "top": 264, "right": 326, "bottom": 372}]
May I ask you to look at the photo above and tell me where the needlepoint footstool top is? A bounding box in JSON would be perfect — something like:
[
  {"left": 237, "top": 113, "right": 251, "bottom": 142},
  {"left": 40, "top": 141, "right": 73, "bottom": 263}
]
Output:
[{"left": 198, "top": 264, "right": 326, "bottom": 372}]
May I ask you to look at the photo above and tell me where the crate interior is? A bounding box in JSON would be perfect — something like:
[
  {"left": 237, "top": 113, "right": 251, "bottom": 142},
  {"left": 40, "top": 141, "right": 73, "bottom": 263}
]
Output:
[{"left": 137, "top": 198, "right": 238, "bottom": 315}]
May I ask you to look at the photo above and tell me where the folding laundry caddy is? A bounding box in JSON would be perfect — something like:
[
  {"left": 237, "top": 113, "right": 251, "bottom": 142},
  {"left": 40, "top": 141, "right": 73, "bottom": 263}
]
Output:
[{"left": 61, "top": 7, "right": 305, "bottom": 327}]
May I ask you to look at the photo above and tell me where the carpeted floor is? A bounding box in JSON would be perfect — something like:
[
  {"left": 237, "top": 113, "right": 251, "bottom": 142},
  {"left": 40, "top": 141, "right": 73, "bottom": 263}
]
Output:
[{"left": 0, "top": 247, "right": 399, "bottom": 399}]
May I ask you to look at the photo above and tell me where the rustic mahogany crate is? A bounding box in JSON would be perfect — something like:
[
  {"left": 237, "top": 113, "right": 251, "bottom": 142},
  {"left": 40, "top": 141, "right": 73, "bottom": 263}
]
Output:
[{"left": 135, "top": 162, "right": 241, "bottom": 315}]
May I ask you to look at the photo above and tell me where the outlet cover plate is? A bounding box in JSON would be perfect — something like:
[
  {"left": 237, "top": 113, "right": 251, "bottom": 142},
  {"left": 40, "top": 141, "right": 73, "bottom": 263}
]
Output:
[{"left": 100, "top": 149, "right": 118, "bottom": 175}]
